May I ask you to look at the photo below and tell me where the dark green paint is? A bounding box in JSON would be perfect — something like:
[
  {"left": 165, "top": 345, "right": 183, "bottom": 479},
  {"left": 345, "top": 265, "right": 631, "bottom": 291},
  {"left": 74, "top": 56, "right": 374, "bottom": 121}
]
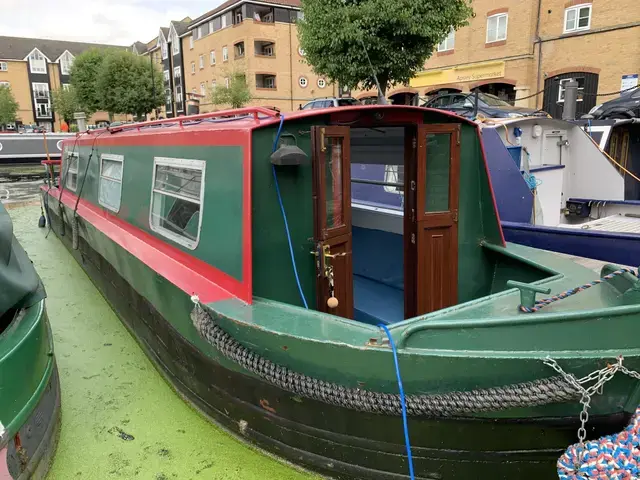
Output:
[{"left": 69, "top": 144, "right": 244, "bottom": 280}]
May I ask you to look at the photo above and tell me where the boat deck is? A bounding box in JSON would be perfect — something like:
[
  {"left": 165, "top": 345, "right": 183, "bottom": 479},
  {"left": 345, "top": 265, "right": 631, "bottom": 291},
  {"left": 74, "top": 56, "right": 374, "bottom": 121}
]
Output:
[
  {"left": 7, "top": 203, "right": 315, "bottom": 480},
  {"left": 562, "top": 214, "right": 640, "bottom": 234}
]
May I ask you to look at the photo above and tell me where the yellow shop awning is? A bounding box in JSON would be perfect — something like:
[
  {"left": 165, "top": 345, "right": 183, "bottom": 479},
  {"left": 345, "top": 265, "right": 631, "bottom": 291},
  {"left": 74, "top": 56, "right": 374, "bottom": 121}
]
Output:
[{"left": 410, "top": 61, "right": 506, "bottom": 89}]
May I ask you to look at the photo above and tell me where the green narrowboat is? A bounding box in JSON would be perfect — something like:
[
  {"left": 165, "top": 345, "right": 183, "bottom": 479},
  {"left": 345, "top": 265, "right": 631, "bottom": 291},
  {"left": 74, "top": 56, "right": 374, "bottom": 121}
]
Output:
[
  {"left": 42, "top": 105, "right": 640, "bottom": 479},
  {"left": 0, "top": 203, "right": 59, "bottom": 480}
]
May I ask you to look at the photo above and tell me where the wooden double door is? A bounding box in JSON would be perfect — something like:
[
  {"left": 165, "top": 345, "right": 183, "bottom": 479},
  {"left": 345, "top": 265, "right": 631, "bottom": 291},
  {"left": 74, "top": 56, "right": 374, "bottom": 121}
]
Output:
[{"left": 311, "top": 124, "right": 461, "bottom": 320}]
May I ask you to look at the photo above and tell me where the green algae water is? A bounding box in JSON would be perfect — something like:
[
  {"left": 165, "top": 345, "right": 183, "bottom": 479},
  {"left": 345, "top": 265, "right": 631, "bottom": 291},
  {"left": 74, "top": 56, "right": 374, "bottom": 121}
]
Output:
[{"left": 8, "top": 203, "right": 317, "bottom": 480}]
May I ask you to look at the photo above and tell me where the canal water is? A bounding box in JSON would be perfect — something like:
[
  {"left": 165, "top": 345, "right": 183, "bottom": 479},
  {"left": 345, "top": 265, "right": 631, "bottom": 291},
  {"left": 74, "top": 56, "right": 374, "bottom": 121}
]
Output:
[{"left": 8, "top": 203, "right": 316, "bottom": 480}]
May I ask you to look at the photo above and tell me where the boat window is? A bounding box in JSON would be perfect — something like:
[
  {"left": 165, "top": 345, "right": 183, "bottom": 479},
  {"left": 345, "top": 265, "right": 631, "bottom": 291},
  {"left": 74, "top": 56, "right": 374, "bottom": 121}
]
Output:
[
  {"left": 98, "top": 153, "right": 124, "bottom": 212},
  {"left": 424, "top": 133, "right": 451, "bottom": 212},
  {"left": 65, "top": 151, "right": 79, "bottom": 191},
  {"left": 150, "top": 157, "right": 205, "bottom": 249}
]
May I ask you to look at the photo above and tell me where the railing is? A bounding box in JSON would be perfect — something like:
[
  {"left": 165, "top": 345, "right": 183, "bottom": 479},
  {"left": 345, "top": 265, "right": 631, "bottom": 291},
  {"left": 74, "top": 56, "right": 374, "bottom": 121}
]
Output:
[{"left": 107, "top": 106, "right": 281, "bottom": 134}]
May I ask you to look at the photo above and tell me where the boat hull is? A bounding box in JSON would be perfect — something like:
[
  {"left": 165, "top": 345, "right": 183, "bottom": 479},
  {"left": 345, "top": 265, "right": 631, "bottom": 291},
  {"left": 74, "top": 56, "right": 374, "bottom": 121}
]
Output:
[
  {"left": 502, "top": 221, "right": 640, "bottom": 266},
  {"left": 46, "top": 201, "right": 634, "bottom": 479}
]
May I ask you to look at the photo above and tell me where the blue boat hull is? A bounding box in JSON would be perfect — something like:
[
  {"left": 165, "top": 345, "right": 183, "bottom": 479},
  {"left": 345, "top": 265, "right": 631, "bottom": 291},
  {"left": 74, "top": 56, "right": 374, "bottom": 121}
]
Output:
[{"left": 502, "top": 221, "right": 640, "bottom": 267}]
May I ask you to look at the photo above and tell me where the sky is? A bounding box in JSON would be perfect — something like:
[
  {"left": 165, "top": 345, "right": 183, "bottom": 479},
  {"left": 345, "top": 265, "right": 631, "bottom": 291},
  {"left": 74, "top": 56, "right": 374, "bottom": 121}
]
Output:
[{"left": 0, "top": 0, "right": 225, "bottom": 45}]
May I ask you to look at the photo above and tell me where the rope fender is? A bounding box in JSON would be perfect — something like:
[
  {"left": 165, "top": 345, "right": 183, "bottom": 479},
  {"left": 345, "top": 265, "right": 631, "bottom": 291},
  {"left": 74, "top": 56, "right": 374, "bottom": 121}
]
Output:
[{"left": 190, "top": 301, "right": 580, "bottom": 416}]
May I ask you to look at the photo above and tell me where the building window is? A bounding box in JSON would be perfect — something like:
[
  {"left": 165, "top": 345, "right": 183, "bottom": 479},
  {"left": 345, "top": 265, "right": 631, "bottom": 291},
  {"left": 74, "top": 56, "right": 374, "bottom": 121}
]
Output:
[
  {"left": 32, "top": 82, "right": 49, "bottom": 99},
  {"left": 59, "top": 51, "right": 74, "bottom": 75},
  {"left": 98, "top": 154, "right": 124, "bottom": 212},
  {"left": 558, "top": 77, "right": 586, "bottom": 102},
  {"left": 253, "top": 6, "right": 274, "bottom": 23},
  {"left": 224, "top": 77, "right": 229, "bottom": 88},
  {"left": 298, "top": 47, "right": 305, "bottom": 57},
  {"left": 222, "top": 46, "right": 229, "bottom": 62},
  {"left": 199, "top": 55, "right": 204, "bottom": 69},
  {"left": 211, "top": 79, "right": 217, "bottom": 89},
  {"left": 0, "top": 62, "right": 8, "bottom": 71},
  {"left": 66, "top": 151, "right": 79, "bottom": 191},
  {"left": 200, "top": 82, "right": 206, "bottom": 96},
  {"left": 486, "top": 13, "right": 508, "bottom": 43},
  {"left": 254, "top": 40, "right": 275, "bottom": 56},
  {"left": 197, "top": 26, "right": 204, "bottom": 39},
  {"left": 233, "top": 8, "right": 243, "bottom": 24},
  {"left": 210, "top": 50, "right": 216, "bottom": 65},
  {"left": 221, "top": 15, "right": 228, "bottom": 28},
  {"left": 299, "top": 76, "right": 308, "bottom": 88},
  {"left": 437, "top": 29, "right": 455, "bottom": 52},
  {"left": 165, "top": 88, "right": 172, "bottom": 108},
  {"left": 174, "top": 66, "right": 181, "bottom": 80},
  {"left": 256, "top": 74, "right": 276, "bottom": 89},
  {"left": 172, "top": 33, "right": 180, "bottom": 55},
  {"left": 564, "top": 4, "right": 591, "bottom": 33},
  {"left": 161, "top": 38, "right": 168, "bottom": 59},
  {"left": 208, "top": 20, "right": 214, "bottom": 33},
  {"left": 36, "top": 103, "right": 51, "bottom": 118},
  {"left": 62, "top": 83, "right": 70, "bottom": 91},
  {"left": 175, "top": 85, "right": 183, "bottom": 111},
  {"left": 29, "top": 50, "right": 46, "bottom": 74},
  {"left": 0, "top": 81, "right": 10, "bottom": 87},
  {"left": 189, "top": 36, "right": 194, "bottom": 49},
  {"left": 163, "top": 70, "right": 170, "bottom": 83},
  {"left": 317, "top": 78, "right": 326, "bottom": 89},
  {"left": 150, "top": 157, "right": 205, "bottom": 249},
  {"left": 191, "top": 62, "right": 195, "bottom": 74},
  {"left": 234, "top": 42, "right": 245, "bottom": 59}
]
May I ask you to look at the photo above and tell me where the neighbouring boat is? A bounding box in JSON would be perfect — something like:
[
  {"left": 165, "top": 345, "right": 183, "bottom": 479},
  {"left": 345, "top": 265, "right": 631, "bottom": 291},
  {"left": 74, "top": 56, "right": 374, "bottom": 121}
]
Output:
[
  {"left": 482, "top": 116, "right": 640, "bottom": 266},
  {"left": 0, "top": 203, "right": 60, "bottom": 479},
  {"left": 0, "top": 133, "right": 74, "bottom": 165},
  {"left": 43, "top": 106, "right": 640, "bottom": 479}
]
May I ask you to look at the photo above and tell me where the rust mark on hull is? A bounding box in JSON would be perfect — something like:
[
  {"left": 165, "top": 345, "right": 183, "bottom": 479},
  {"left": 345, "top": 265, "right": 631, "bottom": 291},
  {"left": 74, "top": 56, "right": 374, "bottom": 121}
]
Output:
[{"left": 259, "top": 399, "right": 276, "bottom": 414}]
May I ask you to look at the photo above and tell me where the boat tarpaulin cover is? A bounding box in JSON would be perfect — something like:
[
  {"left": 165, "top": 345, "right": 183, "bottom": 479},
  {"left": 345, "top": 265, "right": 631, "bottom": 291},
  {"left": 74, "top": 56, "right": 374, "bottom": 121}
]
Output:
[{"left": 0, "top": 202, "right": 46, "bottom": 318}]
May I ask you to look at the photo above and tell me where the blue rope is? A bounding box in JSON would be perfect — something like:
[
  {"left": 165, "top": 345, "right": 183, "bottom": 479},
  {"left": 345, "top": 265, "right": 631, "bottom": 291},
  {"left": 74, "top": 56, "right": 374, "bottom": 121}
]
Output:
[
  {"left": 379, "top": 324, "right": 415, "bottom": 480},
  {"left": 271, "top": 115, "right": 309, "bottom": 309}
]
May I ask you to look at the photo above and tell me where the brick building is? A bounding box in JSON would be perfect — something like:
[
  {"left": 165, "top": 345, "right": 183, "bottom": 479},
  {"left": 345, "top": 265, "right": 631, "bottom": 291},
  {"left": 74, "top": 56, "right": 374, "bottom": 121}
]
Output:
[
  {"left": 356, "top": 0, "right": 640, "bottom": 118},
  {"left": 0, "top": 36, "right": 127, "bottom": 131}
]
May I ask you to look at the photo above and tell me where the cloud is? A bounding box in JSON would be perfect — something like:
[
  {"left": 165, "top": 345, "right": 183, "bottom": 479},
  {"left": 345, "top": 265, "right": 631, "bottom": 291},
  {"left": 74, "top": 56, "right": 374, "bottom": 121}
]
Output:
[{"left": 0, "top": 0, "right": 222, "bottom": 45}]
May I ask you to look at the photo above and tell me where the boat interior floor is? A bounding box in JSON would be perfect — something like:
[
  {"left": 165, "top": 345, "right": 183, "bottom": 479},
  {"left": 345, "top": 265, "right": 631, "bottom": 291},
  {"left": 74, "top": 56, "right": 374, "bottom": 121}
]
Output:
[{"left": 561, "top": 214, "right": 640, "bottom": 234}]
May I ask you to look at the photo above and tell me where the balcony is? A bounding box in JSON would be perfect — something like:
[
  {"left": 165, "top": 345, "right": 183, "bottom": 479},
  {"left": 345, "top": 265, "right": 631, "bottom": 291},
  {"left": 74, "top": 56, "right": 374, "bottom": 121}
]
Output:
[
  {"left": 255, "top": 74, "right": 276, "bottom": 90},
  {"left": 234, "top": 42, "right": 245, "bottom": 59},
  {"left": 252, "top": 6, "right": 274, "bottom": 23},
  {"left": 254, "top": 41, "right": 275, "bottom": 57}
]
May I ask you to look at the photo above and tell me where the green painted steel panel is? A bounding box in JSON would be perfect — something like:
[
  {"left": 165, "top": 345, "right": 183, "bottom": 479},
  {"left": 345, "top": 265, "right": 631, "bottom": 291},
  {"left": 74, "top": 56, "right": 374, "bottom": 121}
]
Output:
[{"left": 69, "top": 145, "right": 244, "bottom": 280}]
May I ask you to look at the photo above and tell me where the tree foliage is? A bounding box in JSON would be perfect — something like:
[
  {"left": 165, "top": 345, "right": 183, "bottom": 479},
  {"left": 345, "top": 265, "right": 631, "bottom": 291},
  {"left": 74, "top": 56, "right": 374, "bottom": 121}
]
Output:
[
  {"left": 96, "top": 50, "right": 164, "bottom": 118},
  {"left": 0, "top": 85, "right": 19, "bottom": 126},
  {"left": 209, "top": 71, "right": 252, "bottom": 109},
  {"left": 70, "top": 48, "right": 108, "bottom": 115},
  {"left": 298, "top": 0, "right": 474, "bottom": 96},
  {"left": 51, "top": 86, "right": 80, "bottom": 124},
  {"left": 71, "top": 48, "right": 163, "bottom": 118}
]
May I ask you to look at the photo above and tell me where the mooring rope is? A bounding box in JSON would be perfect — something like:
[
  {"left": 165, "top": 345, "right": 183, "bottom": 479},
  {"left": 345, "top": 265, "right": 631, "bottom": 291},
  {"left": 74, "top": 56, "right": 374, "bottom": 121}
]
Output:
[
  {"left": 519, "top": 268, "right": 637, "bottom": 313},
  {"left": 190, "top": 297, "right": 580, "bottom": 415}
]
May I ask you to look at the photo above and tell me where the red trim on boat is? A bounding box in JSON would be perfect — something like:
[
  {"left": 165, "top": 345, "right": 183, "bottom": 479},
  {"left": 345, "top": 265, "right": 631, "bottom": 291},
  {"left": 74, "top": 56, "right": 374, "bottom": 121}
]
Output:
[
  {"left": 476, "top": 124, "right": 507, "bottom": 246},
  {"left": 0, "top": 447, "right": 10, "bottom": 480},
  {"left": 43, "top": 186, "right": 247, "bottom": 304}
]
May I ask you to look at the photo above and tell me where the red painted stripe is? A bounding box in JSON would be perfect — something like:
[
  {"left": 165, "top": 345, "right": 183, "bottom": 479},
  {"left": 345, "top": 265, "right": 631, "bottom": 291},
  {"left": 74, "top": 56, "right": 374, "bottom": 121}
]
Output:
[
  {"left": 476, "top": 124, "right": 507, "bottom": 246},
  {"left": 0, "top": 447, "right": 10, "bottom": 480},
  {"left": 43, "top": 186, "right": 249, "bottom": 304},
  {"left": 241, "top": 132, "right": 252, "bottom": 303}
]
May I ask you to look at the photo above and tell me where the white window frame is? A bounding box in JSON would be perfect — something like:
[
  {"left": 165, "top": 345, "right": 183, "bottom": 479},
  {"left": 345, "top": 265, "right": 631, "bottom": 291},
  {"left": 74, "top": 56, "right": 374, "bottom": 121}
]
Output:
[
  {"left": 486, "top": 13, "right": 508, "bottom": 43},
  {"left": 200, "top": 82, "right": 206, "bottom": 96},
  {"left": 564, "top": 4, "right": 592, "bottom": 33},
  {"left": 189, "top": 36, "right": 194, "bottom": 49},
  {"left": 0, "top": 62, "right": 7, "bottom": 71},
  {"left": 59, "top": 51, "right": 74, "bottom": 75},
  {"left": 149, "top": 157, "right": 206, "bottom": 249},
  {"left": 172, "top": 31, "right": 180, "bottom": 56},
  {"left": 62, "top": 83, "right": 70, "bottom": 91},
  {"left": 161, "top": 38, "right": 168, "bottom": 59},
  {"left": 65, "top": 151, "right": 79, "bottom": 191},
  {"left": 317, "top": 78, "right": 326, "bottom": 89},
  {"left": 29, "top": 50, "right": 47, "bottom": 74},
  {"left": 199, "top": 54, "right": 204, "bottom": 69},
  {"left": 222, "top": 46, "right": 229, "bottom": 62},
  {"left": 264, "top": 76, "right": 276, "bottom": 89},
  {"left": 225, "top": 77, "right": 230, "bottom": 88},
  {"left": 191, "top": 61, "right": 195, "bottom": 74},
  {"left": 174, "top": 66, "right": 181, "bottom": 80},
  {"left": 208, "top": 20, "right": 214, "bottom": 33},
  {"left": 299, "top": 76, "right": 308, "bottom": 88},
  {"left": 221, "top": 15, "right": 228, "bottom": 28},
  {"left": 210, "top": 50, "right": 216, "bottom": 65},
  {"left": 558, "top": 78, "right": 585, "bottom": 103},
  {"left": 163, "top": 69, "right": 170, "bottom": 83},
  {"left": 98, "top": 153, "right": 124, "bottom": 213},
  {"left": 437, "top": 29, "right": 455, "bottom": 52},
  {"left": 0, "top": 81, "right": 10, "bottom": 87}
]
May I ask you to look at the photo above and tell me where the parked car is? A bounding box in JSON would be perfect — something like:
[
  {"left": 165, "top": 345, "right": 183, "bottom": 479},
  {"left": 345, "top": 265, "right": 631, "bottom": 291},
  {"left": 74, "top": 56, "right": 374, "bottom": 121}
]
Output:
[
  {"left": 299, "top": 97, "right": 361, "bottom": 110},
  {"left": 586, "top": 88, "right": 640, "bottom": 119},
  {"left": 423, "top": 92, "right": 548, "bottom": 119},
  {"left": 20, "top": 124, "right": 45, "bottom": 133}
]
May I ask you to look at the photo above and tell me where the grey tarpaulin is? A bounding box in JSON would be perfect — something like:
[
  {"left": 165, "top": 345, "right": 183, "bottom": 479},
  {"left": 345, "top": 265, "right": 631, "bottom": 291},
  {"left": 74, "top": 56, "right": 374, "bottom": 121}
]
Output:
[{"left": 0, "top": 202, "right": 46, "bottom": 321}]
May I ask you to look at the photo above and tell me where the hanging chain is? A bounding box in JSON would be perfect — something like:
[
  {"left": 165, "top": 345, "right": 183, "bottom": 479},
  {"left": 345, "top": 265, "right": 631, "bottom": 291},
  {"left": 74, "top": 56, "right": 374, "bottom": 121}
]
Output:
[{"left": 544, "top": 356, "right": 632, "bottom": 444}]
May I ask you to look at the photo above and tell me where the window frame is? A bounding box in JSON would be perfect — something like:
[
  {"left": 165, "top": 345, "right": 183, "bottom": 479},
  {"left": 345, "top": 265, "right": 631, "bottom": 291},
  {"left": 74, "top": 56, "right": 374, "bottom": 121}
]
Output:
[
  {"left": 299, "top": 76, "right": 308, "bottom": 88},
  {"left": 149, "top": 156, "right": 206, "bottom": 250},
  {"left": 557, "top": 77, "right": 586, "bottom": 103},
  {"left": 59, "top": 51, "right": 74, "bottom": 75},
  {"left": 172, "top": 32, "right": 180, "bottom": 56},
  {"left": 210, "top": 50, "right": 216, "bottom": 65},
  {"left": 65, "top": 151, "right": 79, "bottom": 191},
  {"left": 317, "top": 78, "right": 326, "bottom": 89},
  {"left": 564, "top": 4, "right": 592, "bottom": 33},
  {"left": 0, "top": 81, "right": 10, "bottom": 88},
  {"left": 199, "top": 55, "right": 204, "bottom": 69},
  {"left": 189, "top": 36, "right": 194, "bottom": 49},
  {"left": 200, "top": 82, "right": 206, "bottom": 96},
  {"left": 222, "top": 46, "right": 229, "bottom": 62},
  {"left": 0, "top": 62, "right": 7, "bottom": 72},
  {"left": 486, "top": 13, "right": 508, "bottom": 43},
  {"left": 29, "top": 50, "right": 47, "bottom": 74},
  {"left": 98, "top": 153, "right": 124, "bottom": 213},
  {"left": 437, "top": 29, "right": 455, "bottom": 52},
  {"left": 191, "top": 61, "right": 195, "bottom": 74},
  {"left": 161, "top": 38, "right": 168, "bottom": 59}
]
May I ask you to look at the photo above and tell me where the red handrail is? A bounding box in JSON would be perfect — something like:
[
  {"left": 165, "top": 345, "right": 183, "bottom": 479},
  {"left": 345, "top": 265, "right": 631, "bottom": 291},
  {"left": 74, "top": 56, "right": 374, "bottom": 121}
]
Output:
[
  {"left": 108, "top": 106, "right": 281, "bottom": 133},
  {"left": 41, "top": 160, "right": 62, "bottom": 165}
]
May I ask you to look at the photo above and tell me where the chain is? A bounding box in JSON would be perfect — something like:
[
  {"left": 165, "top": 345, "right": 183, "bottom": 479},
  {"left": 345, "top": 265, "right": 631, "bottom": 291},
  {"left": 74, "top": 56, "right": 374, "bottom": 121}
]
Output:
[{"left": 544, "top": 356, "right": 636, "bottom": 445}]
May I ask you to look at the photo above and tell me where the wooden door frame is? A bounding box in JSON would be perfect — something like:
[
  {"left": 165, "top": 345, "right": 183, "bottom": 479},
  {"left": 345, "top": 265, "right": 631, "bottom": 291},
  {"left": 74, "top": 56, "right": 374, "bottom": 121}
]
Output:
[{"left": 403, "top": 126, "right": 418, "bottom": 319}]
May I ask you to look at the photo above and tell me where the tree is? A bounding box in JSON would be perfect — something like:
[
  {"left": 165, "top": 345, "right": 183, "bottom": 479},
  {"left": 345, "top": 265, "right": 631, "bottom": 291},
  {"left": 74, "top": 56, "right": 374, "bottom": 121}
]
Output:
[
  {"left": 51, "top": 86, "right": 80, "bottom": 124},
  {"left": 298, "top": 0, "right": 474, "bottom": 97},
  {"left": 70, "top": 48, "right": 109, "bottom": 115},
  {"left": 0, "top": 85, "right": 19, "bottom": 128},
  {"left": 96, "top": 50, "right": 164, "bottom": 118},
  {"left": 209, "top": 71, "right": 252, "bottom": 109}
]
